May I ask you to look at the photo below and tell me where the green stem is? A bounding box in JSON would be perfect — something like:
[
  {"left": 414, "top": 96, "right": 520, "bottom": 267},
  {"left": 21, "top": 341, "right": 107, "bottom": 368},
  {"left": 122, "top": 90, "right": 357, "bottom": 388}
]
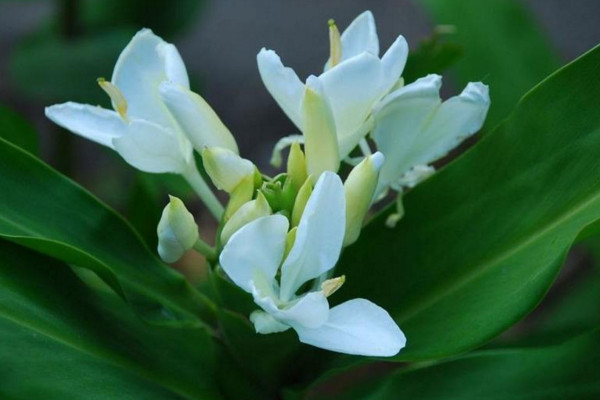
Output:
[
  {"left": 193, "top": 238, "right": 217, "bottom": 261},
  {"left": 183, "top": 164, "right": 224, "bottom": 220}
]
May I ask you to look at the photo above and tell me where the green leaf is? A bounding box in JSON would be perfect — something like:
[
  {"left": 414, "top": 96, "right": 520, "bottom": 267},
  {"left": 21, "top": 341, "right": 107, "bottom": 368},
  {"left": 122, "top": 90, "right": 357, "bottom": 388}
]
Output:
[
  {"left": 418, "top": 0, "right": 560, "bottom": 127},
  {"left": 338, "top": 44, "right": 600, "bottom": 360},
  {"left": 304, "top": 330, "right": 600, "bottom": 400},
  {"left": 0, "top": 138, "right": 215, "bottom": 326},
  {"left": 0, "top": 104, "right": 38, "bottom": 154},
  {"left": 0, "top": 240, "right": 221, "bottom": 399}
]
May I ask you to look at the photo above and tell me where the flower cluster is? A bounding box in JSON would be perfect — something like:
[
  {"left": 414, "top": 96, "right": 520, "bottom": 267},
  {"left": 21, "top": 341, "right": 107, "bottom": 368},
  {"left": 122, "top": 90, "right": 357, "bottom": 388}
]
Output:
[{"left": 46, "top": 10, "right": 489, "bottom": 356}]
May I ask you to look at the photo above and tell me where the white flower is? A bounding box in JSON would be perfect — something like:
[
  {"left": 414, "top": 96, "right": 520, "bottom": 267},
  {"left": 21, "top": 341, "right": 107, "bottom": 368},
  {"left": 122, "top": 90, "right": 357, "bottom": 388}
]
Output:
[
  {"left": 372, "top": 74, "right": 490, "bottom": 195},
  {"left": 45, "top": 29, "right": 237, "bottom": 175},
  {"left": 219, "top": 172, "right": 405, "bottom": 356},
  {"left": 157, "top": 195, "right": 199, "bottom": 263},
  {"left": 258, "top": 11, "right": 408, "bottom": 160}
]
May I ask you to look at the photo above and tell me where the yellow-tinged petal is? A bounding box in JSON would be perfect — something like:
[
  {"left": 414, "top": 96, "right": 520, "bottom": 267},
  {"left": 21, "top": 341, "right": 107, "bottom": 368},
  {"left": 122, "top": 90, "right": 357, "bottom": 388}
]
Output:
[
  {"left": 302, "top": 78, "right": 340, "bottom": 176},
  {"left": 287, "top": 141, "right": 307, "bottom": 193}
]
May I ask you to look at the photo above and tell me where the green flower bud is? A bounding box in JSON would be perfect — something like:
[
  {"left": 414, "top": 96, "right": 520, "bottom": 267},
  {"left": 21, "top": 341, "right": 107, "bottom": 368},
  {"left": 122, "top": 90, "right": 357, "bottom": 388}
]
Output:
[
  {"left": 344, "top": 152, "right": 384, "bottom": 246},
  {"left": 291, "top": 177, "right": 313, "bottom": 227},
  {"left": 287, "top": 141, "right": 308, "bottom": 193},
  {"left": 157, "top": 196, "right": 199, "bottom": 263},
  {"left": 221, "top": 192, "right": 272, "bottom": 244}
]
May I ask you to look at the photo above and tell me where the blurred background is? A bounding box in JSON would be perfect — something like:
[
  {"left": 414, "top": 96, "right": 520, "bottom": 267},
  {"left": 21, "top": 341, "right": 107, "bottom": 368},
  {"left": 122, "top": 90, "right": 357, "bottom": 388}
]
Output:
[{"left": 1, "top": 0, "right": 599, "bottom": 336}]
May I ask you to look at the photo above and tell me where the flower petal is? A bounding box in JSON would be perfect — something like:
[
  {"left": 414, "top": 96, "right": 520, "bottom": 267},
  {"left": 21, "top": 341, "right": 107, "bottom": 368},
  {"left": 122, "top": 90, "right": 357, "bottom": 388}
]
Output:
[
  {"left": 380, "top": 35, "right": 409, "bottom": 92},
  {"left": 327, "top": 10, "right": 379, "bottom": 69},
  {"left": 252, "top": 285, "right": 329, "bottom": 329},
  {"left": 280, "top": 172, "right": 345, "bottom": 301},
  {"left": 111, "top": 119, "right": 191, "bottom": 173},
  {"left": 45, "top": 102, "right": 124, "bottom": 148},
  {"left": 201, "top": 147, "right": 255, "bottom": 193},
  {"left": 159, "top": 82, "right": 239, "bottom": 154},
  {"left": 372, "top": 74, "right": 443, "bottom": 191},
  {"left": 319, "top": 52, "right": 384, "bottom": 144},
  {"left": 112, "top": 29, "right": 188, "bottom": 127},
  {"left": 410, "top": 82, "right": 490, "bottom": 164},
  {"left": 294, "top": 298, "right": 406, "bottom": 356},
  {"left": 250, "top": 310, "right": 291, "bottom": 334},
  {"left": 219, "top": 215, "right": 289, "bottom": 293},
  {"left": 257, "top": 48, "right": 304, "bottom": 129}
]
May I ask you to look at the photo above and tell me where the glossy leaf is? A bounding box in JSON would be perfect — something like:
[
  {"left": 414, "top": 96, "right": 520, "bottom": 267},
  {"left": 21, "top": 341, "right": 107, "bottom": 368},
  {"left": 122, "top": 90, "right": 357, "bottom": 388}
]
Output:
[
  {"left": 0, "top": 105, "right": 38, "bottom": 154},
  {"left": 0, "top": 240, "right": 220, "bottom": 399},
  {"left": 303, "top": 330, "right": 600, "bottom": 400},
  {"left": 0, "top": 138, "right": 215, "bottom": 326},
  {"left": 337, "top": 44, "right": 600, "bottom": 360},
  {"left": 419, "top": 0, "right": 559, "bottom": 127}
]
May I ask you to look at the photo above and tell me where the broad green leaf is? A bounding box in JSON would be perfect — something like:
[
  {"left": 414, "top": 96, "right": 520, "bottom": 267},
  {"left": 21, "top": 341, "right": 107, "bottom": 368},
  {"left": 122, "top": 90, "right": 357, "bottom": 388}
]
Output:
[
  {"left": 303, "top": 330, "right": 600, "bottom": 400},
  {"left": 0, "top": 105, "right": 38, "bottom": 154},
  {"left": 0, "top": 240, "right": 220, "bottom": 399},
  {"left": 0, "top": 138, "right": 215, "bottom": 326},
  {"left": 419, "top": 0, "right": 559, "bottom": 127},
  {"left": 337, "top": 44, "right": 600, "bottom": 360}
]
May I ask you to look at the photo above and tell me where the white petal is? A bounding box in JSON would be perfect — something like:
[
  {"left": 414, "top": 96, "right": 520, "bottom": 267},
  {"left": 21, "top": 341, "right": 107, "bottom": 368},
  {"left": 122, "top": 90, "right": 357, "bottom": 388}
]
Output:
[
  {"left": 112, "top": 119, "right": 190, "bottom": 173},
  {"left": 319, "top": 52, "right": 384, "bottom": 143},
  {"left": 372, "top": 74, "right": 443, "bottom": 191},
  {"left": 219, "top": 215, "right": 289, "bottom": 293},
  {"left": 334, "top": 10, "right": 379, "bottom": 67},
  {"left": 294, "top": 298, "right": 406, "bottom": 356},
  {"left": 250, "top": 310, "right": 291, "bottom": 334},
  {"left": 280, "top": 172, "right": 345, "bottom": 301},
  {"left": 159, "top": 82, "right": 239, "bottom": 154},
  {"left": 411, "top": 82, "right": 490, "bottom": 164},
  {"left": 270, "top": 134, "right": 304, "bottom": 168},
  {"left": 112, "top": 29, "right": 187, "bottom": 127},
  {"left": 257, "top": 48, "right": 304, "bottom": 129},
  {"left": 380, "top": 35, "right": 409, "bottom": 92},
  {"left": 252, "top": 285, "right": 329, "bottom": 329},
  {"left": 45, "top": 102, "right": 124, "bottom": 148}
]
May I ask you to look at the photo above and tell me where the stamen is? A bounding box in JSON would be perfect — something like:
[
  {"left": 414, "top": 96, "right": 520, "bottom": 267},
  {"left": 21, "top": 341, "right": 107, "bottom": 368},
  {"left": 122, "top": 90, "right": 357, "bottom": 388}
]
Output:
[
  {"left": 328, "top": 19, "right": 342, "bottom": 67},
  {"left": 321, "top": 275, "right": 345, "bottom": 297},
  {"left": 97, "top": 77, "right": 129, "bottom": 122}
]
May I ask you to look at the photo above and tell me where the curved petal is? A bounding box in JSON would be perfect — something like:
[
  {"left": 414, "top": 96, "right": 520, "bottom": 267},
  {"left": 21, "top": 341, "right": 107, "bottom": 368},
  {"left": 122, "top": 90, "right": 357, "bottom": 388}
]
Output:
[
  {"left": 380, "top": 35, "right": 409, "bottom": 92},
  {"left": 410, "top": 82, "right": 490, "bottom": 164},
  {"left": 372, "top": 74, "right": 443, "bottom": 192},
  {"left": 112, "top": 29, "right": 188, "bottom": 127},
  {"left": 319, "top": 52, "right": 384, "bottom": 141},
  {"left": 280, "top": 172, "right": 345, "bottom": 301},
  {"left": 294, "top": 298, "right": 406, "bottom": 356},
  {"left": 257, "top": 48, "right": 304, "bottom": 129},
  {"left": 326, "top": 10, "right": 379, "bottom": 70},
  {"left": 159, "top": 82, "right": 239, "bottom": 154},
  {"left": 45, "top": 102, "right": 124, "bottom": 148},
  {"left": 253, "top": 285, "right": 329, "bottom": 329},
  {"left": 219, "top": 215, "right": 289, "bottom": 293},
  {"left": 112, "top": 119, "right": 191, "bottom": 173},
  {"left": 250, "top": 310, "right": 291, "bottom": 334}
]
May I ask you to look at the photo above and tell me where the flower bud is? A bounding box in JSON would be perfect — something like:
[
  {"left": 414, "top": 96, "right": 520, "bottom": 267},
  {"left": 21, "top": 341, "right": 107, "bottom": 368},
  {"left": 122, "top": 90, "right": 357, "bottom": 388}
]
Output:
[
  {"left": 291, "top": 178, "right": 313, "bottom": 227},
  {"left": 221, "top": 192, "right": 272, "bottom": 244},
  {"left": 157, "top": 196, "right": 199, "bottom": 263},
  {"left": 344, "top": 152, "right": 384, "bottom": 246},
  {"left": 287, "top": 141, "right": 307, "bottom": 193},
  {"left": 202, "top": 147, "right": 255, "bottom": 193},
  {"left": 302, "top": 77, "right": 340, "bottom": 177}
]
